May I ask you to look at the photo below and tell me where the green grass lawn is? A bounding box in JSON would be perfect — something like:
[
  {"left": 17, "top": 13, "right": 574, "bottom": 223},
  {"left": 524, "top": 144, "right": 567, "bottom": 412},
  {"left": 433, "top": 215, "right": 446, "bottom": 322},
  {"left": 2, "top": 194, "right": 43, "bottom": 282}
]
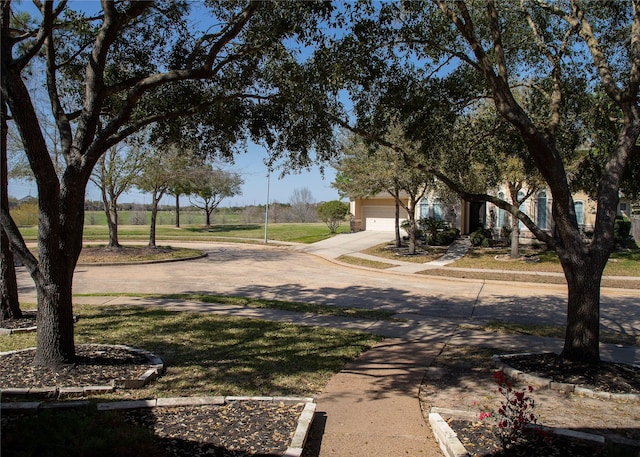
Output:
[
  {"left": 449, "top": 245, "right": 640, "bottom": 276},
  {"left": 480, "top": 321, "right": 639, "bottom": 346},
  {"left": 0, "top": 304, "right": 382, "bottom": 399},
  {"left": 0, "top": 303, "right": 381, "bottom": 457}
]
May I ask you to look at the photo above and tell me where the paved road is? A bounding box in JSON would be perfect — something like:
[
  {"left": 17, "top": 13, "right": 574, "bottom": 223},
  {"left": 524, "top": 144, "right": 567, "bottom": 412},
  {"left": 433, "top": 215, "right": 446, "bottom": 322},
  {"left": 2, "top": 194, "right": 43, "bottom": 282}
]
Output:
[{"left": 16, "top": 239, "right": 640, "bottom": 338}]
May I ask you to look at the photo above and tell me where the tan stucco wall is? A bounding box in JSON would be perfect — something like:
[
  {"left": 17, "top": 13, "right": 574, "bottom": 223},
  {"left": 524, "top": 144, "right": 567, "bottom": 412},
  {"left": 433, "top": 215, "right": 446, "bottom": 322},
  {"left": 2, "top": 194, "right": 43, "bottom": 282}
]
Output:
[{"left": 350, "top": 195, "right": 409, "bottom": 231}]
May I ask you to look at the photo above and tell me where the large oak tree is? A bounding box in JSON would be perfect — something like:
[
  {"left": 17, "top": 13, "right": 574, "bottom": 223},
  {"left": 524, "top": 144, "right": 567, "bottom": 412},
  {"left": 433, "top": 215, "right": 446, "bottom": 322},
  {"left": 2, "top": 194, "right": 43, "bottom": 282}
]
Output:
[
  {"left": 326, "top": 1, "right": 639, "bottom": 365},
  {"left": 1, "top": 0, "right": 338, "bottom": 368}
]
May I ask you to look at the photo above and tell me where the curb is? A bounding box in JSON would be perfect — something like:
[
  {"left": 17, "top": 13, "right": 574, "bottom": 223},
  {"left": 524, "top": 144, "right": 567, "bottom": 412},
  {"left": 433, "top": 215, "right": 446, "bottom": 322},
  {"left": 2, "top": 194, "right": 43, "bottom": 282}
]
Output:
[
  {"left": 76, "top": 251, "right": 208, "bottom": 267},
  {"left": 0, "top": 344, "right": 165, "bottom": 399},
  {"left": 428, "top": 411, "right": 468, "bottom": 457},
  {"left": 1, "top": 396, "right": 316, "bottom": 457},
  {"left": 493, "top": 353, "right": 640, "bottom": 402}
]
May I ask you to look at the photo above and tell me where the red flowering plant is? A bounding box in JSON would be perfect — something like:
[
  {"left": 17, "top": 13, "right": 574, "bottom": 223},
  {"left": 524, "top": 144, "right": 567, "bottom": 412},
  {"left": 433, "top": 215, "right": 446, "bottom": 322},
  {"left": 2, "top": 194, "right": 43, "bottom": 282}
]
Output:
[{"left": 478, "top": 370, "right": 540, "bottom": 449}]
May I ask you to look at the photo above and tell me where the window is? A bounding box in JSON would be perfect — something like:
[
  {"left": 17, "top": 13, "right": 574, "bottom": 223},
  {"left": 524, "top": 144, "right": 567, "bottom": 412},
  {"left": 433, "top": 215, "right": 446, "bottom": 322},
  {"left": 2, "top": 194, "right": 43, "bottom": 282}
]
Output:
[
  {"left": 574, "top": 201, "right": 584, "bottom": 225},
  {"left": 419, "top": 200, "right": 430, "bottom": 219},
  {"left": 497, "top": 192, "right": 506, "bottom": 228},
  {"left": 619, "top": 202, "right": 628, "bottom": 216},
  {"left": 433, "top": 199, "right": 444, "bottom": 221},
  {"left": 537, "top": 191, "right": 548, "bottom": 229}
]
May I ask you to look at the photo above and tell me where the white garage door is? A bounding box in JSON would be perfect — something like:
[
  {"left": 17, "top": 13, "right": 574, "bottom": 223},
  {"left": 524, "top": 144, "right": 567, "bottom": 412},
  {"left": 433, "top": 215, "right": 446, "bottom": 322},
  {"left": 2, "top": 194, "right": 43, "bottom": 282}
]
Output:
[{"left": 363, "top": 206, "right": 404, "bottom": 231}]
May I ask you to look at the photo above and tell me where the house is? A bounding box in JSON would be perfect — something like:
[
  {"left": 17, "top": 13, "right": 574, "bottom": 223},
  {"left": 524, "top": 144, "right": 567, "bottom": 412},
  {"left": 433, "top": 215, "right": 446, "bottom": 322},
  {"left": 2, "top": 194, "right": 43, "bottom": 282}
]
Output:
[
  {"left": 350, "top": 189, "right": 632, "bottom": 241},
  {"left": 349, "top": 192, "right": 461, "bottom": 232}
]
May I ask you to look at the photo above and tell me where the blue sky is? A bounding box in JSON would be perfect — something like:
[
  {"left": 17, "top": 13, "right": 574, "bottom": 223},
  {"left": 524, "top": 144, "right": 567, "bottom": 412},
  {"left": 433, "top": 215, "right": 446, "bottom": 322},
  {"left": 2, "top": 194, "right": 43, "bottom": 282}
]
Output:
[
  {"left": 8, "top": 146, "right": 341, "bottom": 208},
  {"left": 208, "top": 144, "right": 341, "bottom": 207}
]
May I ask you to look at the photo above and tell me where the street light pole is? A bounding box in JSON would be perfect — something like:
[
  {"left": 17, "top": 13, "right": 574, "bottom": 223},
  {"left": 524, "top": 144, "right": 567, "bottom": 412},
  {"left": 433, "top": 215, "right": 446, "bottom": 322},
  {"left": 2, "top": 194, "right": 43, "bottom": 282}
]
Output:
[{"left": 264, "top": 170, "right": 270, "bottom": 243}]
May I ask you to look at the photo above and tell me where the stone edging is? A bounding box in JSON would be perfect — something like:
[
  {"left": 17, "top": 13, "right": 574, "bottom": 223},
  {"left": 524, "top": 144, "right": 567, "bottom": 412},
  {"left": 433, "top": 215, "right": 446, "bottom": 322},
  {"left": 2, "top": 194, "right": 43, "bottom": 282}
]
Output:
[
  {"left": 1, "top": 396, "right": 316, "bottom": 457},
  {"left": 493, "top": 353, "right": 640, "bottom": 402},
  {"left": 0, "top": 344, "right": 165, "bottom": 399},
  {"left": 0, "top": 325, "right": 37, "bottom": 335},
  {"left": 0, "top": 314, "right": 79, "bottom": 335},
  {"left": 428, "top": 408, "right": 637, "bottom": 457}
]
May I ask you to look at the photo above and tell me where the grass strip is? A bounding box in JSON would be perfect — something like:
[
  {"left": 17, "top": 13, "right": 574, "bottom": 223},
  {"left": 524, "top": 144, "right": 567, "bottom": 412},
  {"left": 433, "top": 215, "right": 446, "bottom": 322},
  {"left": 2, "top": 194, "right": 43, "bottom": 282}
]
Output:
[
  {"left": 336, "top": 255, "right": 395, "bottom": 269},
  {"left": 448, "top": 246, "right": 640, "bottom": 276},
  {"left": 361, "top": 243, "right": 448, "bottom": 264},
  {"left": 75, "top": 292, "right": 398, "bottom": 321},
  {"left": 79, "top": 245, "right": 204, "bottom": 263},
  {"left": 483, "top": 321, "right": 639, "bottom": 347}
]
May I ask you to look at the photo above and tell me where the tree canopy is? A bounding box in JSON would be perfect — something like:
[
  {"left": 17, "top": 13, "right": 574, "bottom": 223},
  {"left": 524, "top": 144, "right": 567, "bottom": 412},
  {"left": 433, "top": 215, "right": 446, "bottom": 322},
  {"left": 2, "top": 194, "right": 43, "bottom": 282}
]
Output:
[
  {"left": 1, "top": 0, "right": 343, "bottom": 367},
  {"left": 320, "top": 0, "right": 640, "bottom": 365}
]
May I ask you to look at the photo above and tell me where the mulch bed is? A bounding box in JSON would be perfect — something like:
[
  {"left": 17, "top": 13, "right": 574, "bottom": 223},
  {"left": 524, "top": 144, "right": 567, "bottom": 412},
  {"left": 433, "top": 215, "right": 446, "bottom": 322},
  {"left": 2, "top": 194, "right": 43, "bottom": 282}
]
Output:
[
  {"left": 430, "top": 349, "right": 640, "bottom": 457},
  {"left": 0, "top": 343, "right": 306, "bottom": 456},
  {"left": 122, "top": 401, "right": 304, "bottom": 457},
  {"left": 1, "top": 400, "right": 305, "bottom": 457},
  {"left": 446, "top": 418, "right": 610, "bottom": 457},
  {"left": 0, "top": 345, "right": 152, "bottom": 388},
  {"left": 0, "top": 311, "right": 37, "bottom": 331},
  {"left": 502, "top": 352, "right": 640, "bottom": 394}
]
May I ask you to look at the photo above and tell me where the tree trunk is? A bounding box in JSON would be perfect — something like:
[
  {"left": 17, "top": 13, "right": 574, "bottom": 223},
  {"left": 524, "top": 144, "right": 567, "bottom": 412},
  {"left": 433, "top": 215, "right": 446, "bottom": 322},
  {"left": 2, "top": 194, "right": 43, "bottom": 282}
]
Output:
[
  {"left": 394, "top": 193, "right": 401, "bottom": 248},
  {"left": 100, "top": 181, "right": 120, "bottom": 249},
  {"left": 507, "top": 184, "right": 521, "bottom": 258},
  {"left": 33, "top": 260, "right": 76, "bottom": 367},
  {"left": 510, "top": 215, "right": 520, "bottom": 258},
  {"left": 149, "top": 207, "right": 157, "bottom": 247},
  {"left": 32, "top": 189, "right": 82, "bottom": 367},
  {"left": 149, "top": 192, "right": 159, "bottom": 248},
  {"left": 407, "top": 202, "right": 417, "bottom": 255},
  {"left": 106, "top": 199, "right": 120, "bottom": 249},
  {"left": 1, "top": 97, "right": 21, "bottom": 320},
  {"left": 205, "top": 208, "right": 212, "bottom": 227},
  {"left": 175, "top": 194, "right": 180, "bottom": 228},
  {"left": 0, "top": 228, "right": 21, "bottom": 320},
  {"left": 559, "top": 251, "right": 605, "bottom": 365}
]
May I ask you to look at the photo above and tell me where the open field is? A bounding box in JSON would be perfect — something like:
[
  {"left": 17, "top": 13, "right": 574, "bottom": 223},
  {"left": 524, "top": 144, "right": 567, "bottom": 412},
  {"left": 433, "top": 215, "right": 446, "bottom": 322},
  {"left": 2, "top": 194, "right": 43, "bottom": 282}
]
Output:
[{"left": 18, "top": 222, "right": 350, "bottom": 244}]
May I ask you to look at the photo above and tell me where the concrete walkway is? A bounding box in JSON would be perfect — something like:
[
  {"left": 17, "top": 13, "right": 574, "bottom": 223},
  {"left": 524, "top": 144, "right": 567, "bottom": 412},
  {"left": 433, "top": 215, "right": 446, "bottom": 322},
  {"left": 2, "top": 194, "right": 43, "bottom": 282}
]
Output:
[{"left": 304, "top": 339, "right": 446, "bottom": 457}]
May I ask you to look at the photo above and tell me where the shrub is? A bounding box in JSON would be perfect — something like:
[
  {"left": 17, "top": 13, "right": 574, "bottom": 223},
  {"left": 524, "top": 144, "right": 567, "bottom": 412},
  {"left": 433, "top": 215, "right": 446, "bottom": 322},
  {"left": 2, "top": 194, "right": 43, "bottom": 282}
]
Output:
[
  {"left": 470, "top": 227, "right": 493, "bottom": 247},
  {"left": 317, "top": 200, "right": 349, "bottom": 234},
  {"left": 401, "top": 219, "right": 423, "bottom": 240},
  {"left": 614, "top": 216, "right": 632, "bottom": 244},
  {"left": 435, "top": 228, "right": 459, "bottom": 246},
  {"left": 500, "top": 224, "right": 512, "bottom": 245},
  {"left": 419, "top": 217, "right": 447, "bottom": 244},
  {"left": 10, "top": 200, "right": 38, "bottom": 226},
  {"left": 492, "top": 371, "right": 538, "bottom": 449}
]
